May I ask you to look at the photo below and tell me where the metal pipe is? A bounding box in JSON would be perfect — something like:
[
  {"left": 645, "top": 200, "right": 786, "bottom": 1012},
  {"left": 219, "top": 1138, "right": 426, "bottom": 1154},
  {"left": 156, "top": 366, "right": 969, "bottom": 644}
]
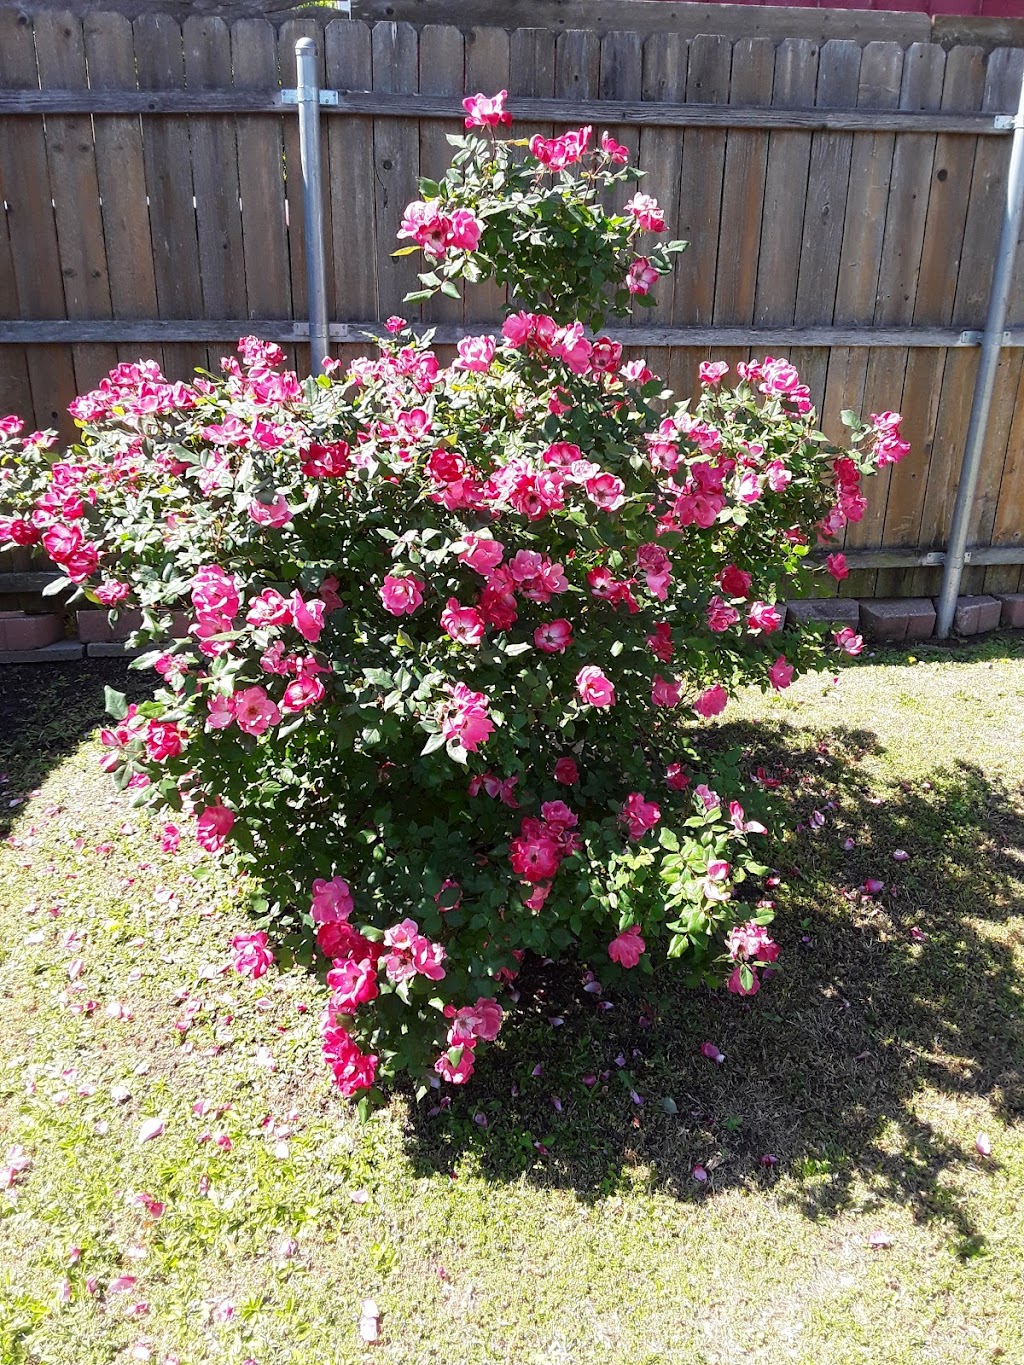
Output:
[
  {"left": 936, "top": 71, "right": 1024, "bottom": 638},
  {"left": 295, "top": 38, "right": 330, "bottom": 374}
]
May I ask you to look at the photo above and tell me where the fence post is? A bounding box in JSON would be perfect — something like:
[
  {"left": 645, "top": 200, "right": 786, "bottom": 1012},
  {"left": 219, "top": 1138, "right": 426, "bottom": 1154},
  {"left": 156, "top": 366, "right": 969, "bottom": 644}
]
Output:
[
  {"left": 295, "top": 37, "right": 330, "bottom": 374},
  {"left": 935, "top": 70, "right": 1024, "bottom": 638}
]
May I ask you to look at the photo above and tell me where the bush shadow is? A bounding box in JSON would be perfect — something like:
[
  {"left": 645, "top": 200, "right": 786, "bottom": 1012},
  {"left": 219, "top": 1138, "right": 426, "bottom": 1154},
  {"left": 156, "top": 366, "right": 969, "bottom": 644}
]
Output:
[{"left": 401, "top": 716, "right": 1024, "bottom": 1253}]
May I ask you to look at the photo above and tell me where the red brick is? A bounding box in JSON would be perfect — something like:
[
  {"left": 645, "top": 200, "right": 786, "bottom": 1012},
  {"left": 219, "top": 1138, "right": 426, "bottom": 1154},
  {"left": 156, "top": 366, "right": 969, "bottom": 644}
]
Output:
[
  {"left": 993, "top": 593, "right": 1024, "bottom": 628},
  {"left": 953, "top": 595, "right": 1002, "bottom": 636},
  {"left": 785, "top": 598, "right": 861, "bottom": 628},
  {"left": 980, "top": 0, "right": 1024, "bottom": 15},
  {"left": 0, "top": 612, "right": 64, "bottom": 651},
  {"left": 76, "top": 609, "right": 113, "bottom": 643},
  {"left": 860, "top": 598, "right": 936, "bottom": 642}
]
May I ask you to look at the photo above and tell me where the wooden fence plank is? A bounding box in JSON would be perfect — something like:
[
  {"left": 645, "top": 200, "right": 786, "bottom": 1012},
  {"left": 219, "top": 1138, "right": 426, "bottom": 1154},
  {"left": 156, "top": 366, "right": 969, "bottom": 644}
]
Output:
[
  {"left": 598, "top": 30, "right": 643, "bottom": 236},
  {"left": 418, "top": 24, "right": 466, "bottom": 328},
  {"left": 879, "top": 45, "right": 986, "bottom": 599},
  {"left": 82, "top": 11, "right": 162, "bottom": 376},
  {"left": 371, "top": 22, "right": 422, "bottom": 321},
  {"left": 33, "top": 10, "right": 118, "bottom": 397},
  {"left": 669, "top": 34, "right": 731, "bottom": 397},
  {"left": 853, "top": 42, "right": 945, "bottom": 599},
  {"left": 0, "top": 197, "right": 33, "bottom": 429},
  {"left": 710, "top": 37, "right": 775, "bottom": 382},
  {"left": 463, "top": 26, "right": 510, "bottom": 323},
  {"left": 232, "top": 17, "right": 295, "bottom": 373},
  {"left": 326, "top": 18, "right": 378, "bottom": 336},
  {"left": 638, "top": 32, "right": 687, "bottom": 336},
  {"left": 184, "top": 15, "right": 248, "bottom": 358},
  {"left": 0, "top": 10, "right": 79, "bottom": 435},
  {"left": 133, "top": 13, "right": 207, "bottom": 384},
  {"left": 791, "top": 39, "right": 862, "bottom": 409}
]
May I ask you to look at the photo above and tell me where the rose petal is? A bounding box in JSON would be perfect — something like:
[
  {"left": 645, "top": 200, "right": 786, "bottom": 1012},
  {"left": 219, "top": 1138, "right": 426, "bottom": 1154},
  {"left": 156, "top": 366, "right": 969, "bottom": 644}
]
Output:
[{"left": 137, "top": 1118, "right": 165, "bottom": 1143}]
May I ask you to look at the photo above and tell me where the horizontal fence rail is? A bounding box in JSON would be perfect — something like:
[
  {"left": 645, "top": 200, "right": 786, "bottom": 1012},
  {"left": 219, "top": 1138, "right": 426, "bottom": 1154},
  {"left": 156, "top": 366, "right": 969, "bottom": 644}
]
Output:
[
  {"left": 3, "top": 11, "right": 1024, "bottom": 611},
  {"left": 0, "top": 88, "right": 1018, "bottom": 134}
]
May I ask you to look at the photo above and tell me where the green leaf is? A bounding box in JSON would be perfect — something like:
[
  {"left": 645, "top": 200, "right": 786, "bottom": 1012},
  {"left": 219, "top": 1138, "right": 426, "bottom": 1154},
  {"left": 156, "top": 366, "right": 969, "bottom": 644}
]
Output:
[
  {"left": 104, "top": 686, "right": 128, "bottom": 721},
  {"left": 439, "top": 280, "right": 462, "bottom": 300},
  {"left": 41, "top": 575, "right": 71, "bottom": 597}
]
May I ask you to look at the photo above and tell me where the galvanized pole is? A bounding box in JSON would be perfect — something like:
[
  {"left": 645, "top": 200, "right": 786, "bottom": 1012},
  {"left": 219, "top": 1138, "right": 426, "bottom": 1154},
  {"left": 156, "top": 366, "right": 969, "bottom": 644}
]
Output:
[
  {"left": 936, "top": 73, "right": 1024, "bottom": 638},
  {"left": 295, "top": 37, "right": 331, "bottom": 374}
]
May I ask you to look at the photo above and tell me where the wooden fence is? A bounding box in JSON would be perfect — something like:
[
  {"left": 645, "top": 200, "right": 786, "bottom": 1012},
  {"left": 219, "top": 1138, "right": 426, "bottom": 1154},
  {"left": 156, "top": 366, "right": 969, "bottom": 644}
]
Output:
[{"left": 2, "top": 9, "right": 1024, "bottom": 605}]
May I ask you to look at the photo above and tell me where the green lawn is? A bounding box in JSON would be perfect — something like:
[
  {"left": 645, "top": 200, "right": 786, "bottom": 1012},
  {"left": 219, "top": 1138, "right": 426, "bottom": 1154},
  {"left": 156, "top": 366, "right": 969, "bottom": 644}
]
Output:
[{"left": 1, "top": 640, "right": 1022, "bottom": 1364}]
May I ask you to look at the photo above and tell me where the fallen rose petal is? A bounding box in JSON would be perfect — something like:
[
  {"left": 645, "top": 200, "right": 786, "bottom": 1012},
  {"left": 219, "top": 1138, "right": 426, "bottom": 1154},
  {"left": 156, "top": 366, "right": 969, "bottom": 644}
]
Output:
[
  {"left": 910, "top": 926, "right": 928, "bottom": 943},
  {"left": 108, "top": 1276, "right": 137, "bottom": 1293},
  {"left": 137, "top": 1118, "right": 165, "bottom": 1143},
  {"left": 868, "top": 1230, "right": 892, "bottom": 1248},
  {"left": 350, "top": 1189, "right": 369, "bottom": 1204},
  {"left": 700, "top": 1041, "right": 725, "bottom": 1065},
  {"left": 359, "top": 1299, "right": 380, "bottom": 1343},
  {"left": 759, "top": 1153, "right": 779, "bottom": 1168},
  {"left": 893, "top": 849, "right": 909, "bottom": 862},
  {"left": 863, "top": 878, "right": 885, "bottom": 896},
  {"left": 692, "top": 1164, "right": 708, "bottom": 1183},
  {"left": 976, "top": 1132, "right": 992, "bottom": 1157}
]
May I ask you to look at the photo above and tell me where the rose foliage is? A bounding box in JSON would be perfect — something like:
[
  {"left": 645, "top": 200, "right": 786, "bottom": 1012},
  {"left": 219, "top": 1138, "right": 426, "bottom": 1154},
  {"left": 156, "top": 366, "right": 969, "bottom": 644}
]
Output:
[{"left": 0, "top": 94, "right": 909, "bottom": 1106}]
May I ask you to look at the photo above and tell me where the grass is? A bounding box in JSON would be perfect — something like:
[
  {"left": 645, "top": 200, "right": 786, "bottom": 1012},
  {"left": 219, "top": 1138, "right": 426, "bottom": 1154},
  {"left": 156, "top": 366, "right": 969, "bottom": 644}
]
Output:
[{"left": 1, "top": 639, "right": 1023, "bottom": 1364}]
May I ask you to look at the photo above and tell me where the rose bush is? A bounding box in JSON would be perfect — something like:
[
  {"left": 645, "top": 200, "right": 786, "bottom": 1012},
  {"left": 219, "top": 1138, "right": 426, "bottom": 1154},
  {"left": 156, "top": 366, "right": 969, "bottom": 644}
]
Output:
[{"left": 0, "top": 95, "right": 908, "bottom": 1107}]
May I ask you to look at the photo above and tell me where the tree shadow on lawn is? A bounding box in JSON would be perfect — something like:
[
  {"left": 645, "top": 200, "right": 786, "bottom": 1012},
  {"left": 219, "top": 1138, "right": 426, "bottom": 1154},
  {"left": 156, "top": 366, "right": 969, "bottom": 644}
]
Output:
[
  {"left": 0, "top": 658, "right": 152, "bottom": 840},
  {"left": 402, "top": 719, "right": 1024, "bottom": 1254}
]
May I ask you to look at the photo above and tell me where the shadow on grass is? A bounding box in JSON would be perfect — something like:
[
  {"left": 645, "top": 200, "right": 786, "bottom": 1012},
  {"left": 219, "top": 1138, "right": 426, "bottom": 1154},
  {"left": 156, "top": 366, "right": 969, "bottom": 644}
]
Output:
[
  {"left": 402, "top": 717, "right": 1024, "bottom": 1254},
  {"left": 0, "top": 659, "right": 152, "bottom": 840}
]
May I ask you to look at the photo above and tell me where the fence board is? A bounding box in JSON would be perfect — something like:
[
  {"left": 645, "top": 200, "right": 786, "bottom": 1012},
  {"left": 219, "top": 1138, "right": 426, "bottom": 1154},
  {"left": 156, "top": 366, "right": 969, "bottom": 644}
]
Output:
[
  {"left": 326, "top": 17, "right": 377, "bottom": 340},
  {"left": 419, "top": 23, "right": 466, "bottom": 328},
  {"left": 371, "top": 22, "right": 422, "bottom": 320},
  {"left": 463, "top": 26, "right": 510, "bottom": 322},
  {"left": 0, "top": 9, "right": 79, "bottom": 435},
  {"left": 232, "top": 18, "right": 295, "bottom": 373}
]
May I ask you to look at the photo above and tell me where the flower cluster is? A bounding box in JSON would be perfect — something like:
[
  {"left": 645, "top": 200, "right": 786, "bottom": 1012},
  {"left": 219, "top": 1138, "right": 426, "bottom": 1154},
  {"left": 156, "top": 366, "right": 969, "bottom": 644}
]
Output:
[{"left": 0, "top": 93, "right": 907, "bottom": 1101}]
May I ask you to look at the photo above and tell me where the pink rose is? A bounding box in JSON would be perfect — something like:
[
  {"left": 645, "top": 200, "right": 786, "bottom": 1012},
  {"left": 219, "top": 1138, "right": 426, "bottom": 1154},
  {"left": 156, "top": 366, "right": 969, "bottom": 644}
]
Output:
[
  {"left": 439, "top": 681, "right": 493, "bottom": 752},
  {"left": 290, "top": 591, "right": 325, "bottom": 643},
  {"left": 231, "top": 930, "right": 274, "bottom": 979},
  {"left": 608, "top": 925, "right": 645, "bottom": 969},
  {"left": 435, "top": 1041, "right": 476, "bottom": 1085},
  {"left": 458, "top": 534, "right": 504, "bottom": 574},
  {"left": 834, "top": 627, "right": 864, "bottom": 657},
  {"left": 694, "top": 684, "right": 728, "bottom": 719},
  {"left": 826, "top": 552, "right": 849, "bottom": 581},
  {"left": 768, "top": 656, "right": 794, "bottom": 690},
  {"left": 456, "top": 335, "right": 496, "bottom": 372},
  {"left": 534, "top": 619, "right": 572, "bottom": 654},
  {"left": 462, "top": 89, "right": 511, "bottom": 128},
  {"left": 282, "top": 675, "right": 325, "bottom": 712},
  {"left": 191, "top": 565, "right": 239, "bottom": 624},
  {"left": 249, "top": 494, "right": 291, "bottom": 528},
  {"left": 446, "top": 209, "right": 482, "bottom": 252},
  {"left": 143, "top": 720, "right": 184, "bottom": 763},
  {"left": 728, "top": 964, "right": 761, "bottom": 997},
  {"left": 665, "top": 762, "right": 689, "bottom": 791},
  {"left": 619, "top": 792, "right": 660, "bottom": 841},
  {"left": 651, "top": 674, "right": 681, "bottom": 708},
  {"left": 716, "top": 565, "right": 751, "bottom": 599},
  {"left": 747, "top": 601, "right": 782, "bottom": 634},
  {"left": 441, "top": 598, "right": 486, "bottom": 646},
  {"left": 326, "top": 956, "right": 378, "bottom": 1012},
  {"left": 699, "top": 361, "right": 729, "bottom": 385},
  {"left": 300, "top": 441, "right": 350, "bottom": 477},
  {"left": 206, "top": 694, "right": 235, "bottom": 731},
  {"left": 380, "top": 575, "right": 424, "bottom": 616},
  {"left": 625, "top": 192, "right": 666, "bottom": 232},
  {"left": 234, "top": 686, "right": 281, "bottom": 736},
  {"left": 576, "top": 666, "right": 615, "bottom": 708},
  {"left": 321, "top": 1023, "right": 377, "bottom": 1096},
  {"left": 707, "top": 597, "right": 740, "bottom": 633},
  {"left": 196, "top": 802, "right": 234, "bottom": 853},
  {"left": 94, "top": 579, "right": 130, "bottom": 606},
  {"left": 584, "top": 472, "right": 626, "bottom": 513},
  {"left": 625, "top": 257, "right": 659, "bottom": 295},
  {"left": 554, "top": 757, "right": 579, "bottom": 785},
  {"left": 246, "top": 587, "right": 292, "bottom": 627},
  {"left": 601, "top": 130, "right": 629, "bottom": 162},
  {"left": 311, "top": 876, "right": 353, "bottom": 924}
]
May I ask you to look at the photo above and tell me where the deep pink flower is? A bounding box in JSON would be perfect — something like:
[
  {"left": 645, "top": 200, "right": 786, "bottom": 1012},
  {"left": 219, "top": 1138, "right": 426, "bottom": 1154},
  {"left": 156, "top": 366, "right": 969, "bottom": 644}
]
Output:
[
  {"left": 446, "top": 209, "right": 482, "bottom": 252},
  {"left": 462, "top": 89, "right": 511, "bottom": 127},
  {"left": 456, "top": 335, "right": 496, "bottom": 372},
  {"left": 380, "top": 575, "right": 424, "bottom": 617},
  {"left": 282, "top": 675, "right": 325, "bottom": 712},
  {"left": 321, "top": 1022, "right": 377, "bottom": 1096},
  {"left": 249, "top": 494, "right": 291, "bottom": 528},
  {"left": 625, "top": 192, "right": 666, "bottom": 232},
  {"left": 290, "top": 591, "right": 325, "bottom": 643},
  {"left": 707, "top": 596, "right": 740, "bottom": 633},
  {"left": 747, "top": 601, "right": 782, "bottom": 634},
  {"left": 231, "top": 930, "right": 274, "bottom": 979},
  {"left": 434, "top": 1041, "right": 476, "bottom": 1085},
  {"left": 143, "top": 720, "right": 184, "bottom": 763},
  {"left": 834, "top": 627, "right": 864, "bottom": 656},
  {"left": 410, "top": 936, "right": 447, "bottom": 981},
  {"left": 826, "top": 552, "right": 849, "bottom": 581},
  {"left": 534, "top": 619, "right": 573, "bottom": 654},
  {"left": 246, "top": 587, "right": 292, "bottom": 628},
  {"left": 619, "top": 792, "right": 660, "bottom": 840},
  {"left": 94, "top": 579, "right": 130, "bottom": 606},
  {"left": 600, "top": 130, "right": 629, "bottom": 162},
  {"left": 665, "top": 762, "right": 689, "bottom": 791},
  {"left": 699, "top": 361, "right": 729, "bottom": 385},
  {"left": 458, "top": 534, "right": 504, "bottom": 574},
  {"left": 196, "top": 802, "right": 235, "bottom": 853},
  {"left": 441, "top": 598, "right": 486, "bottom": 646},
  {"left": 716, "top": 564, "right": 752, "bottom": 599},
  {"left": 651, "top": 674, "right": 681, "bottom": 708},
  {"left": 694, "top": 684, "right": 728, "bottom": 718},
  {"left": 625, "top": 257, "right": 659, "bottom": 295},
  {"left": 233, "top": 685, "right": 281, "bottom": 736},
  {"left": 585, "top": 472, "right": 626, "bottom": 512},
  {"left": 439, "top": 681, "right": 493, "bottom": 752},
  {"left": 509, "top": 821, "right": 563, "bottom": 883},
  {"left": 768, "top": 655, "right": 794, "bottom": 691},
  {"left": 576, "top": 665, "right": 615, "bottom": 708},
  {"left": 646, "top": 622, "right": 674, "bottom": 662},
  {"left": 191, "top": 565, "right": 239, "bottom": 624},
  {"left": 727, "top": 964, "right": 761, "bottom": 996},
  {"left": 326, "top": 956, "right": 378, "bottom": 1012},
  {"left": 300, "top": 441, "right": 350, "bottom": 477},
  {"left": 554, "top": 757, "right": 579, "bottom": 785},
  {"left": 608, "top": 926, "right": 645, "bottom": 969},
  {"left": 311, "top": 876, "right": 353, "bottom": 924}
]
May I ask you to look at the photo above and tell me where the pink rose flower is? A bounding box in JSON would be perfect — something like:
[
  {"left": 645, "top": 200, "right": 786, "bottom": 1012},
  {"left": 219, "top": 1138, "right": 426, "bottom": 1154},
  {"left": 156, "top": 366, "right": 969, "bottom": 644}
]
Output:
[
  {"left": 576, "top": 665, "right": 615, "bottom": 708},
  {"left": 439, "top": 681, "right": 493, "bottom": 752},
  {"left": 768, "top": 656, "right": 794, "bottom": 690},
  {"left": 716, "top": 564, "right": 751, "bottom": 599},
  {"left": 231, "top": 930, "right": 274, "bottom": 979},
  {"left": 665, "top": 762, "right": 689, "bottom": 791},
  {"left": 446, "top": 209, "right": 482, "bottom": 252},
  {"left": 601, "top": 130, "right": 629, "bottom": 162},
  {"left": 290, "top": 591, "right": 325, "bottom": 643},
  {"left": 699, "top": 361, "right": 729, "bottom": 385},
  {"left": 380, "top": 575, "right": 424, "bottom": 616},
  {"left": 707, "top": 596, "right": 740, "bottom": 633},
  {"left": 456, "top": 335, "right": 496, "bottom": 372},
  {"left": 694, "top": 684, "right": 728, "bottom": 719},
  {"left": 435, "top": 1041, "right": 476, "bottom": 1085},
  {"left": 728, "top": 964, "right": 761, "bottom": 996},
  {"left": 233, "top": 685, "right": 281, "bottom": 736},
  {"left": 834, "top": 627, "right": 864, "bottom": 656},
  {"left": 625, "top": 257, "right": 659, "bottom": 295},
  {"left": 624, "top": 192, "right": 666, "bottom": 232},
  {"left": 249, "top": 494, "right": 291, "bottom": 528},
  {"left": 282, "top": 675, "right": 325, "bottom": 712},
  {"left": 311, "top": 876, "right": 353, "bottom": 924},
  {"left": 619, "top": 792, "right": 661, "bottom": 840},
  {"left": 651, "top": 674, "right": 681, "bottom": 708},
  {"left": 441, "top": 598, "right": 486, "bottom": 646},
  {"left": 206, "top": 694, "right": 236, "bottom": 731},
  {"left": 462, "top": 89, "right": 512, "bottom": 127},
  {"left": 534, "top": 619, "right": 573, "bottom": 654},
  {"left": 191, "top": 565, "right": 239, "bottom": 624},
  {"left": 554, "top": 757, "right": 579, "bottom": 785},
  {"left": 747, "top": 601, "right": 782, "bottom": 634},
  {"left": 246, "top": 587, "right": 292, "bottom": 628},
  {"left": 584, "top": 472, "right": 626, "bottom": 513},
  {"left": 458, "top": 534, "right": 504, "bottom": 574},
  {"left": 326, "top": 956, "right": 378, "bottom": 1012},
  {"left": 143, "top": 720, "right": 184, "bottom": 763},
  {"left": 300, "top": 441, "right": 350, "bottom": 477},
  {"left": 608, "top": 925, "right": 645, "bottom": 969},
  {"left": 321, "top": 1022, "right": 377, "bottom": 1096},
  {"left": 826, "top": 552, "right": 849, "bottom": 581}
]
